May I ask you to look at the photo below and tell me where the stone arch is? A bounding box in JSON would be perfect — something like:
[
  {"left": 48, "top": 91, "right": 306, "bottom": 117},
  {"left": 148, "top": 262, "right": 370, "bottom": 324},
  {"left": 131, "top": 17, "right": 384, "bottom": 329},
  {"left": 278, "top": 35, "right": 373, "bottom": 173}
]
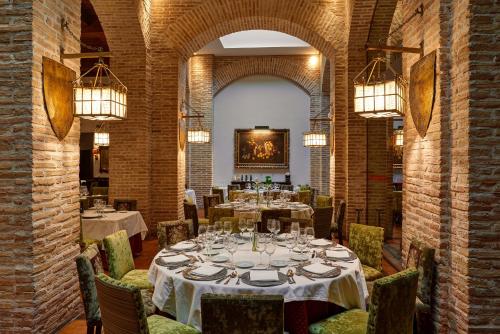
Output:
[
  {"left": 214, "top": 57, "right": 319, "bottom": 96},
  {"left": 164, "top": 0, "right": 340, "bottom": 58}
]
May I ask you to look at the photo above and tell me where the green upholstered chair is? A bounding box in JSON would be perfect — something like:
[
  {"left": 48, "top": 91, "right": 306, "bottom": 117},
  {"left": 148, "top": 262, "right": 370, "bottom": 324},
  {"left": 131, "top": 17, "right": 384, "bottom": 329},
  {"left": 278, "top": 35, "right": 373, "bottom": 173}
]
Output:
[
  {"left": 207, "top": 207, "right": 234, "bottom": 224},
  {"left": 95, "top": 274, "right": 199, "bottom": 334},
  {"left": 405, "top": 239, "right": 435, "bottom": 334},
  {"left": 201, "top": 294, "right": 284, "bottom": 334},
  {"left": 103, "top": 230, "right": 152, "bottom": 290},
  {"left": 184, "top": 201, "right": 208, "bottom": 238},
  {"left": 349, "top": 223, "right": 384, "bottom": 281},
  {"left": 316, "top": 195, "right": 333, "bottom": 208},
  {"left": 211, "top": 187, "right": 225, "bottom": 203},
  {"left": 298, "top": 190, "right": 312, "bottom": 205},
  {"left": 220, "top": 217, "right": 240, "bottom": 233},
  {"left": 203, "top": 194, "right": 220, "bottom": 218},
  {"left": 309, "top": 268, "right": 419, "bottom": 334},
  {"left": 313, "top": 206, "right": 334, "bottom": 239},
  {"left": 157, "top": 220, "right": 190, "bottom": 250},
  {"left": 76, "top": 244, "right": 103, "bottom": 334}
]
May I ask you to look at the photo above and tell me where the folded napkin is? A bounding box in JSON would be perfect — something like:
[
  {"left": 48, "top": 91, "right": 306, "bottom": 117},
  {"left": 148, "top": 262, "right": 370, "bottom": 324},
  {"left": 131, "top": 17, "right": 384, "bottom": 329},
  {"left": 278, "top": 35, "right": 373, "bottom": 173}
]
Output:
[
  {"left": 250, "top": 270, "right": 279, "bottom": 282},
  {"left": 303, "top": 263, "right": 334, "bottom": 275},
  {"left": 191, "top": 265, "right": 224, "bottom": 277},
  {"left": 161, "top": 254, "right": 190, "bottom": 264},
  {"left": 171, "top": 241, "right": 196, "bottom": 251},
  {"left": 326, "top": 249, "right": 350, "bottom": 258},
  {"left": 310, "top": 239, "right": 332, "bottom": 246}
]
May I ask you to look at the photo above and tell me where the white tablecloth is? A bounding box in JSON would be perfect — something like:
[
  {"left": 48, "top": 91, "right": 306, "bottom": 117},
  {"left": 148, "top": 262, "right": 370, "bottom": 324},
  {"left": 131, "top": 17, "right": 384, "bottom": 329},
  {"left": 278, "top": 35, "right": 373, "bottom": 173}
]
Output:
[
  {"left": 216, "top": 202, "right": 314, "bottom": 221},
  {"left": 148, "top": 242, "right": 368, "bottom": 330},
  {"left": 185, "top": 189, "right": 197, "bottom": 207},
  {"left": 82, "top": 211, "right": 148, "bottom": 241}
]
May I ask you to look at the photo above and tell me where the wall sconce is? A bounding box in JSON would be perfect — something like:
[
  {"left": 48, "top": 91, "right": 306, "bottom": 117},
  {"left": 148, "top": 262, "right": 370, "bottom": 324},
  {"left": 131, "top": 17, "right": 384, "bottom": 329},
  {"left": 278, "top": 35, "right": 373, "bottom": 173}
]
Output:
[
  {"left": 94, "top": 132, "right": 109, "bottom": 146},
  {"left": 181, "top": 100, "right": 210, "bottom": 144},
  {"left": 303, "top": 112, "right": 330, "bottom": 148},
  {"left": 394, "top": 129, "right": 404, "bottom": 147}
]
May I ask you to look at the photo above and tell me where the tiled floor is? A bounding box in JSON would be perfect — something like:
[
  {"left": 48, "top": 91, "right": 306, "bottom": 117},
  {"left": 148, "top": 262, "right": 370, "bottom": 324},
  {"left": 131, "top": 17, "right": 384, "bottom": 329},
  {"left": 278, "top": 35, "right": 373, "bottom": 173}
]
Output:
[{"left": 59, "top": 236, "right": 398, "bottom": 333}]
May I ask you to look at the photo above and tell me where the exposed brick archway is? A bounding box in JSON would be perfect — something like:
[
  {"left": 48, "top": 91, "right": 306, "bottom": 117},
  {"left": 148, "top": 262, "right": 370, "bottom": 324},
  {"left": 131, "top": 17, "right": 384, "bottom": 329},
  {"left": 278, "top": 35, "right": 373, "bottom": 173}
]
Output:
[{"left": 214, "top": 56, "right": 319, "bottom": 96}]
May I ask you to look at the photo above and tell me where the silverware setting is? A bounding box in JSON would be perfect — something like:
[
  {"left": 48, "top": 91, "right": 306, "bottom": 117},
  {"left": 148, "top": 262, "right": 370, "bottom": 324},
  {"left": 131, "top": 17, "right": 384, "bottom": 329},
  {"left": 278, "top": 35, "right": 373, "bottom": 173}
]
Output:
[
  {"left": 198, "top": 255, "right": 205, "bottom": 263},
  {"left": 215, "top": 273, "right": 232, "bottom": 284},
  {"left": 223, "top": 271, "right": 238, "bottom": 285},
  {"left": 286, "top": 269, "right": 296, "bottom": 284},
  {"left": 295, "top": 270, "right": 316, "bottom": 281}
]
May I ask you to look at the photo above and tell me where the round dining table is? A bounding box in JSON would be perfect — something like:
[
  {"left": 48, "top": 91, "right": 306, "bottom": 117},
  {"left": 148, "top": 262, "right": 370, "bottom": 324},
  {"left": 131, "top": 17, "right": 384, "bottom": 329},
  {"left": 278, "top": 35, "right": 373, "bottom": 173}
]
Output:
[
  {"left": 147, "top": 238, "right": 369, "bottom": 333},
  {"left": 215, "top": 201, "right": 314, "bottom": 221}
]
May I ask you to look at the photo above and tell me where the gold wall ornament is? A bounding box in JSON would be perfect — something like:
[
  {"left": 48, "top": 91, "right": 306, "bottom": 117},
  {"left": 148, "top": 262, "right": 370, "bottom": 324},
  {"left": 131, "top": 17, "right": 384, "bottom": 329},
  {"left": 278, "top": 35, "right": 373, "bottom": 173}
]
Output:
[
  {"left": 42, "top": 57, "right": 76, "bottom": 140},
  {"left": 179, "top": 111, "right": 187, "bottom": 150},
  {"left": 409, "top": 50, "right": 436, "bottom": 137}
]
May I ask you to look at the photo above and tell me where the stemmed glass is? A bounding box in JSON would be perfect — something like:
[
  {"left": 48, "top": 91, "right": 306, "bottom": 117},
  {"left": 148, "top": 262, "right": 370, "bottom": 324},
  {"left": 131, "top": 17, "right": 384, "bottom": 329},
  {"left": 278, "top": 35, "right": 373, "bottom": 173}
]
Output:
[
  {"left": 224, "top": 235, "right": 238, "bottom": 266},
  {"left": 238, "top": 218, "right": 248, "bottom": 238},
  {"left": 246, "top": 220, "right": 255, "bottom": 234},
  {"left": 267, "top": 220, "right": 276, "bottom": 234},
  {"left": 205, "top": 225, "right": 215, "bottom": 257},
  {"left": 223, "top": 221, "right": 232, "bottom": 236},
  {"left": 290, "top": 222, "right": 300, "bottom": 238},
  {"left": 285, "top": 233, "right": 296, "bottom": 257},
  {"left": 305, "top": 226, "right": 315, "bottom": 242},
  {"left": 214, "top": 221, "right": 223, "bottom": 239},
  {"left": 197, "top": 225, "right": 207, "bottom": 249},
  {"left": 297, "top": 230, "right": 309, "bottom": 263},
  {"left": 265, "top": 236, "right": 277, "bottom": 268},
  {"left": 274, "top": 220, "right": 281, "bottom": 235},
  {"left": 256, "top": 233, "right": 267, "bottom": 265}
]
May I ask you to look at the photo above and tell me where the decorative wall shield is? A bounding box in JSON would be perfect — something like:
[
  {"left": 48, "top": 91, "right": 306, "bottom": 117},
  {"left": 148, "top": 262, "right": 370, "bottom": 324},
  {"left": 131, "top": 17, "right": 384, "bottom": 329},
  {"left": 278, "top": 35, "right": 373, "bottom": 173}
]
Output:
[
  {"left": 409, "top": 51, "right": 436, "bottom": 138},
  {"left": 42, "top": 57, "right": 76, "bottom": 140},
  {"left": 179, "top": 113, "right": 187, "bottom": 150}
]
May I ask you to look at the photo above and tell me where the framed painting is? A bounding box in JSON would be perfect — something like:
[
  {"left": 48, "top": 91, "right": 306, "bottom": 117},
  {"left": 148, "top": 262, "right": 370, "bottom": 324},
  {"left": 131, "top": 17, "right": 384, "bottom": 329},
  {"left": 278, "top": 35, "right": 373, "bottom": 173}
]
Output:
[{"left": 234, "top": 129, "right": 289, "bottom": 169}]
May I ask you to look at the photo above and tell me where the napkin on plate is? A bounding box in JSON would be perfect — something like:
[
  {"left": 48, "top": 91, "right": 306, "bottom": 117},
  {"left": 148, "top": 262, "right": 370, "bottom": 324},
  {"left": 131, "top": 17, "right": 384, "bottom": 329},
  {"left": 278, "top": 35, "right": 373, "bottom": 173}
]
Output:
[
  {"left": 171, "top": 241, "right": 196, "bottom": 250},
  {"left": 303, "top": 263, "right": 334, "bottom": 275},
  {"left": 192, "top": 265, "right": 224, "bottom": 277},
  {"left": 310, "top": 239, "right": 331, "bottom": 246},
  {"left": 250, "top": 270, "right": 279, "bottom": 281},
  {"left": 326, "top": 249, "right": 350, "bottom": 258},
  {"left": 160, "top": 254, "right": 190, "bottom": 264}
]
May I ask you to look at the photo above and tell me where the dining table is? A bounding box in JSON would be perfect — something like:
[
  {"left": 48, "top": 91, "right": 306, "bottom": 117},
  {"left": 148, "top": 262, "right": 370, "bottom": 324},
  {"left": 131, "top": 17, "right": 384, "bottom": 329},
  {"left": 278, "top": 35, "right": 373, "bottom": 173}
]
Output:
[
  {"left": 215, "top": 201, "right": 314, "bottom": 222},
  {"left": 147, "top": 236, "right": 368, "bottom": 333}
]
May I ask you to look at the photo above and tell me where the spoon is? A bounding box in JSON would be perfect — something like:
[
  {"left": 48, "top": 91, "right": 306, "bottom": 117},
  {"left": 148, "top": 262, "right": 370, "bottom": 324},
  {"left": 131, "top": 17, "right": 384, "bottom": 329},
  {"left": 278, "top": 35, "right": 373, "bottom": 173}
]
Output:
[
  {"left": 287, "top": 269, "right": 296, "bottom": 284},
  {"left": 224, "top": 271, "right": 238, "bottom": 285}
]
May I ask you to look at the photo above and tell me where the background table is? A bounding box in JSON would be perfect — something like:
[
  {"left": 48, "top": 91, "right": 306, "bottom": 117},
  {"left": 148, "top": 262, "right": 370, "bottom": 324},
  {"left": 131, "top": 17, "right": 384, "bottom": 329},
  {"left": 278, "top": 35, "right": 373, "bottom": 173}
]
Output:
[
  {"left": 216, "top": 202, "right": 314, "bottom": 222},
  {"left": 148, "top": 242, "right": 368, "bottom": 332}
]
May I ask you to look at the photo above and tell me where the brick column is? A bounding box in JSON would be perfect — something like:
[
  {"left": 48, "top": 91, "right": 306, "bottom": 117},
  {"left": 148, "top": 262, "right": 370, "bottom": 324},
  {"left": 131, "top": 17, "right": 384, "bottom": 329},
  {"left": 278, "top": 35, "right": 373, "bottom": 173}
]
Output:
[{"left": 186, "top": 55, "right": 214, "bottom": 206}]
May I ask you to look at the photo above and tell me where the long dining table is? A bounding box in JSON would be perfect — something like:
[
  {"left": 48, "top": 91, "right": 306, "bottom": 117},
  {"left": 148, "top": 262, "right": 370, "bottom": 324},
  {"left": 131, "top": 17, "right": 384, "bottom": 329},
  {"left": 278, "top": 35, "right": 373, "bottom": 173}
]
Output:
[{"left": 148, "top": 236, "right": 368, "bottom": 333}]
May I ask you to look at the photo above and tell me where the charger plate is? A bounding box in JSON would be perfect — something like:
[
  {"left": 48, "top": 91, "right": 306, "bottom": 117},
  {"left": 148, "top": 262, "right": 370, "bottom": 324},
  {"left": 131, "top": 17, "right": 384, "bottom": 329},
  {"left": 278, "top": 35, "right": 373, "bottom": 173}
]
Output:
[
  {"left": 296, "top": 264, "right": 341, "bottom": 279},
  {"left": 240, "top": 271, "right": 288, "bottom": 287},
  {"left": 183, "top": 267, "right": 227, "bottom": 281},
  {"left": 324, "top": 250, "right": 357, "bottom": 261}
]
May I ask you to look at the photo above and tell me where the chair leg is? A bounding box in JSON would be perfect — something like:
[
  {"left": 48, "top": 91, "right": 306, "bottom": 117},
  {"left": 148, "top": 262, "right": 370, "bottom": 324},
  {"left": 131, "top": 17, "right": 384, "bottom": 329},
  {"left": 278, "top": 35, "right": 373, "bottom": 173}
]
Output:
[
  {"left": 95, "top": 320, "right": 102, "bottom": 334},
  {"left": 87, "top": 324, "right": 94, "bottom": 334}
]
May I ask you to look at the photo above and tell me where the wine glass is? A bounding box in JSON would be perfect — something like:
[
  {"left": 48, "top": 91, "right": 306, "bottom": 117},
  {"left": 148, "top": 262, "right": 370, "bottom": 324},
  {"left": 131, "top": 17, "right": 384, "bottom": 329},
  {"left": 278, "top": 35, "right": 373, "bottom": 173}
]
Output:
[
  {"left": 246, "top": 220, "right": 255, "bottom": 234},
  {"left": 238, "top": 218, "right": 247, "bottom": 238},
  {"left": 267, "top": 220, "right": 275, "bottom": 234},
  {"left": 205, "top": 228, "right": 215, "bottom": 258},
  {"left": 223, "top": 221, "right": 232, "bottom": 235},
  {"left": 265, "top": 236, "right": 277, "bottom": 268},
  {"left": 297, "top": 231, "right": 309, "bottom": 263},
  {"left": 274, "top": 220, "right": 281, "bottom": 235},
  {"left": 224, "top": 235, "right": 238, "bottom": 266},
  {"left": 290, "top": 222, "right": 300, "bottom": 238},
  {"left": 214, "top": 221, "right": 223, "bottom": 237},
  {"left": 256, "top": 233, "right": 267, "bottom": 265},
  {"left": 305, "top": 226, "right": 315, "bottom": 242},
  {"left": 197, "top": 225, "right": 207, "bottom": 248},
  {"left": 285, "top": 233, "right": 296, "bottom": 257}
]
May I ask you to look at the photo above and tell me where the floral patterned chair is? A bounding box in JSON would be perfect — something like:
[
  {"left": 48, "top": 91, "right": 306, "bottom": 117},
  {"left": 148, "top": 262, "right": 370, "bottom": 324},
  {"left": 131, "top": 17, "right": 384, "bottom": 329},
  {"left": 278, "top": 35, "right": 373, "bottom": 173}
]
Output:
[
  {"left": 157, "top": 220, "right": 190, "bottom": 250},
  {"left": 309, "top": 268, "right": 419, "bottom": 334},
  {"left": 405, "top": 239, "right": 435, "bottom": 334},
  {"left": 201, "top": 294, "right": 284, "bottom": 334},
  {"left": 103, "top": 230, "right": 152, "bottom": 290},
  {"left": 203, "top": 194, "right": 220, "bottom": 218},
  {"left": 95, "top": 274, "right": 199, "bottom": 334},
  {"left": 211, "top": 187, "right": 225, "bottom": 203},
  {"left": 349, "top": 223, "right": 385, "bottom": 281},
  {"left": 316, "top": 195, "right": 333, "bottom": 208},
  {"left": 208, "top": 207, "right": 234, "bottom": 224},
  {"left": 298, "top": 190, "right": 312, "bottom": 205},
  {"left": 76, "top": 244, "right": 155, "bottom": 334}
]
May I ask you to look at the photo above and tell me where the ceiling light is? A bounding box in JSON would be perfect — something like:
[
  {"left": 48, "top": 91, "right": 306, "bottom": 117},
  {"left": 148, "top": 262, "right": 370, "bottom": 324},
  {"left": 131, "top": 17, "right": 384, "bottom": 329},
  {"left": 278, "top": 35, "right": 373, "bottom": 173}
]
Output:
[{"left": 219, "top": 30, "right": 310, "bottom": 49}]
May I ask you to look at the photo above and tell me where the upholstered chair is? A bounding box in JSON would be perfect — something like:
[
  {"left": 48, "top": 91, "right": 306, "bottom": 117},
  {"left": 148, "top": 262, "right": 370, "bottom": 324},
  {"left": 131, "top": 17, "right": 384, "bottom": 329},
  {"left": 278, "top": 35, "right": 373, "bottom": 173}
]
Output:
[
  {"left": 211, "top": 187, "right": 225, "bottom": 203},
  {"left": 278, "top": 217, "right": 312, "bottom": 233},
  {"left": 201, "top": 294, "right": 284, "bottom": 334},
  {"left": 405, "top": 239, "right": 435, "bottom": 334},
  {"left": 227, "top": 184, "right": 240, "bottom": 192},
  {"left": 298, "top": 190, "right": 312, "bottom": 205},
  {"left": 113, "top": 199, "right": 137, "bottom": 211},
  {"left": 316, "top": 195, "right": 333, "bottom": 208},
  {"left": 91, "top": 186, "right": 109, "bottom": 205},
  {"left": 95, "top": 274, "right": 199, "bottom": 334},
  {"left": 208, "top": 207, "right": 234, "bottom": 224},
  {"left": 313, "top": 206, "right": 334, "bottom": 239},
  {"left": 261, "top": 209, "right": 291, "bottom": 232},
  {"left": 184, "top": 201, "right": 208, "bottom": 238},
  {"left": 309, "top": 268, "right": 419, "bottom": 334},
  {"left": 228, "top": 190, "right": 243, "bottom": 202},
  {"left": 157, "top": 220, "right": 190, "bottom": 249},
  {"left": 103, "top": 230, "right": 152, "bottom": 290},
  {"left": 220, "top": 217, "right": 240, "bottom": 233},
  {"left": 349, "top": 223, "right": 385, "bottom": 281},
  {"left": 333, "top": 200, "right": 346, "bottom": 245},
  {"left": 203, "top": 195, "right": 220, "bottom": 218}
]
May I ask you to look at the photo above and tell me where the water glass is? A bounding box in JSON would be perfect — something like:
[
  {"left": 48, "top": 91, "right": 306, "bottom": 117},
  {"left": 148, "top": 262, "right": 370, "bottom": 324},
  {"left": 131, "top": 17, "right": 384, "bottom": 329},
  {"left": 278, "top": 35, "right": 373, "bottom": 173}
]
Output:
[
  {"left": 305, "top": 226, "right": 315, "bottom": 241},
  {"left": 197, "top": 225, "right": 207, "bottom": 247},
  {"left": 274, "top": 220, "right": 281, "bottom": 235},
  {"left": 224, "top": 235, "right": 238, "bottom": 265},
  {"left": 290, "top": 222, "right": 300, "bottom": 238},
  {"left": 256, "top": 233, "right": 267, "bottom": 265},
  {"left": 267, "top": 220, "right": 275, "bottom": 234},
  {"left": 238, "top": 218, "right": 247, "bottom": 237},
  {"left": 246, "top": 220, "right": 255, "bottom": 233},
  {"left": 286, "top": 233, "right": 296, "bottom": 256},
  {"left": 265, "top": 237, "right": 277, "bottom": 268},
  {"left": 223, "top": 221, "right": 232, "bottom": 235},
  {"left": 297, "top": 233, "right": 308, "bottom": 262},
  {"left": 214, "top": 221, "right": 223, "bottom": 237}
]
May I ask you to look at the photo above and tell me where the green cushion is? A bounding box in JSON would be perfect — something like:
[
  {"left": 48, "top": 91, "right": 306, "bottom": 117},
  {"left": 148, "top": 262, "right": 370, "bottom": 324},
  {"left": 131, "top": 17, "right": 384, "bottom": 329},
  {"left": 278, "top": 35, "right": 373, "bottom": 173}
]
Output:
[
  {"left": 316, "top": 195, "right": 333, "bottom": 208},
  {"left": 103, "top": 230, "right": 135, "bottom": 280},
  {"left": 147, "top": 315, "right": 199, "bottom": 334},
  {"left": 309, "top": 309, "right": 368, "bottom": 334},
  {"left": 121, "top": 269, "right": 153, "bottom": 290},
  {"left": 349, "top": 224, "right": 384, "bottom": 271},
  {"left": 362, "top": 265, "right": 384, "bottom": 281},
  {"left": 75, "top": 244, "right": 103, "bottom": 324},
  {"left": 140, "top": 289, "right": 156, "bottom": 316}
]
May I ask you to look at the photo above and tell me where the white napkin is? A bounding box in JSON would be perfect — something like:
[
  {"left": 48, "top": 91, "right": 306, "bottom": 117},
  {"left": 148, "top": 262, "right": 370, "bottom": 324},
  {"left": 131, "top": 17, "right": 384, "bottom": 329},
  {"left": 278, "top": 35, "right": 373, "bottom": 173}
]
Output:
[
  {"left": 192, "top": 265, "right": 224, "bottom": 277},
  {"left": 171, "top": 241, "right": 196, "bottom": 250},
  {"left": 303, "top": 263, "right": 334, "bottom": 274},
  {"left": 250, "top": 270, "right": 279, "bottom": 281},
  {"left": 326, "top": 249, "right": 350, "bottom": 258},
  {"left": 160, "top": 254, "right": 190, "bottom": 264},
  {"left": 310, "top": 239, "right": 331, "bottom": 246}
]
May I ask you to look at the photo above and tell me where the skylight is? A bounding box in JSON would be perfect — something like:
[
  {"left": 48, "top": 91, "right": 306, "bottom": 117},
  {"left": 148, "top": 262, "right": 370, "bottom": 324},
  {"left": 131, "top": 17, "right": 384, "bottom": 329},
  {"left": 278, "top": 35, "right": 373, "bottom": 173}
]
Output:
[{"left": 219, "top": 30, "right": 310, "bottom": 49}]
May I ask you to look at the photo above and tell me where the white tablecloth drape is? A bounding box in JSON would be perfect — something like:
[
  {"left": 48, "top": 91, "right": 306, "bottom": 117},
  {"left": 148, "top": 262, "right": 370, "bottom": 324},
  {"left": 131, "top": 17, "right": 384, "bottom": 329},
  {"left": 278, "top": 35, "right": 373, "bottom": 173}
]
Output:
[
  {"left": 148, "top": 243, "right": 368, "bottom": 330},
  {"left": 216, "top": 202, "right": 314, "bottom": 222},
  {"left": 82, "top": 211, "right": 148, "bottom": 241}
]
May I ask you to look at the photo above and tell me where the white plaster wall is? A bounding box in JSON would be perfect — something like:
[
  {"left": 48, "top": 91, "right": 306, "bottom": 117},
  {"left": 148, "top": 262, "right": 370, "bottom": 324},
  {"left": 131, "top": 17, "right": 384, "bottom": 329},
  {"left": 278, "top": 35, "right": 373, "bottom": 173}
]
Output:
[{"left": 213, "top": 75, "right": 310, "bottom": 186}]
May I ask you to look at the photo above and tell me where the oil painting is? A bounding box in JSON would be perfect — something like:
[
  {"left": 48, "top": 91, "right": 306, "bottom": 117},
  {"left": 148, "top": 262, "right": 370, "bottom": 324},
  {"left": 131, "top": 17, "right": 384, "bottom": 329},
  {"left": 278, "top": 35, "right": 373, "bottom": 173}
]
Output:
[{"left": 234, "top": 129, "right": 289, "bottom": 169}]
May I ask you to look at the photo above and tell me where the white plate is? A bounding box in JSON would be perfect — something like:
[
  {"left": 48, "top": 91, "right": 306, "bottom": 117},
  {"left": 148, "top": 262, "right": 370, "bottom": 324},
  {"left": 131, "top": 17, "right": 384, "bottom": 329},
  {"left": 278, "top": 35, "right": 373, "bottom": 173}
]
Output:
[
  {"left": 202, "top": 249, "right": 220, "bottom": 256},
  {"left": 270, "top": 260, "right": 288, "bottom": 268},
  {"left": 310, "top": 239, "right": 332, "bottom": 247},
  {"left": 102, "top": 208, "right": 116, "bottom": 213},
  {"left": 235, "top": 261, "right": 255, "bottom": 269},
  {"left": 290, "top": 253, "right": 309, "bottom": 261},
  {"left": 211, "top": 255, "right": 229, "bottom": 263},
  {"left": 82, "top": 212, "right": 102, "bottom": 219},
  {"left": 171, "top": 242, "right": 197, "bottom": 251},
  {"left": 212, "top": 243, "right": 225, "bottom": 249}
]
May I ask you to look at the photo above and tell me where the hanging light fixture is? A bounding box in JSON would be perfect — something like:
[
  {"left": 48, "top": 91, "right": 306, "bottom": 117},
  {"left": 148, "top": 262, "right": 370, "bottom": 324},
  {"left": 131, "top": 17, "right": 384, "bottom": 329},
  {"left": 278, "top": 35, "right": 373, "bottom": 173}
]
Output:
[
  {"left": 181, "top": 100, "right": 210, "bottom": 144},
  {"left": 94, "top": 132, "right": 109, "bottom": 146},
  {"left": 73, "top": 58, "right": 127, "bottom": 120},
  {"left": 353, "top": 56, "right": 406, "bottom": 118},
  {"left": 303, "top": 107, "right": 330, "bottom": 148},
  {"left": 394, "top": 128, "right": 404, "bottom": 147}
]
